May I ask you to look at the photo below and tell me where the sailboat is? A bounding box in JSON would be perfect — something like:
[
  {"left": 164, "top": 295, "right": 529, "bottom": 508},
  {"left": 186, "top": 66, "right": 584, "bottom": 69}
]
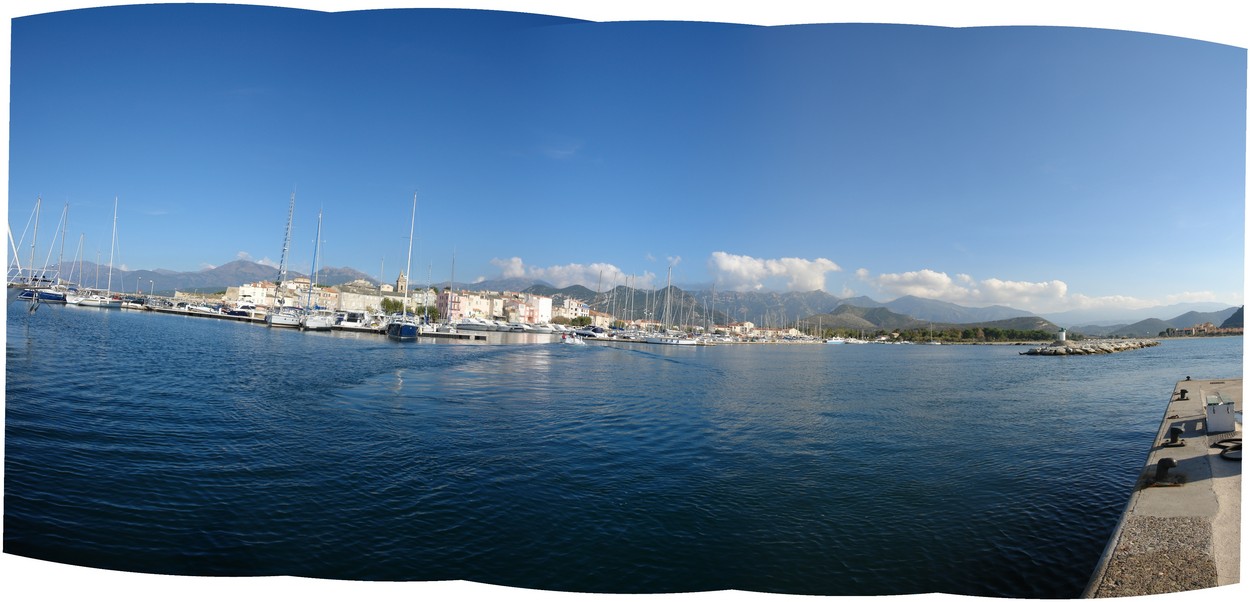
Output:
[
  {"left": 299, "top": 208, "right": 334, "bottom": 331},
  {"left": 645, "top": 265, "right": 696, "bottom": 345},
  {"left": 387, "top": 193, "right": 420, "bottom": 341},
  {"left": 12, "top": 200, "right": 71, "bottom": 304},
  {"left": 266, "top": 192, "right": 301, "bottom": 327},
  {"left": 77, "top": 197, "right": 122, "bottom": 309}
]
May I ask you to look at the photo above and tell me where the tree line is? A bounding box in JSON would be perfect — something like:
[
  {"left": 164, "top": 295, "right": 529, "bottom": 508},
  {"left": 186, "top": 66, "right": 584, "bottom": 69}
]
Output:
[{"left": 816, "top": 326, "right": 1056, "bottom": 342}]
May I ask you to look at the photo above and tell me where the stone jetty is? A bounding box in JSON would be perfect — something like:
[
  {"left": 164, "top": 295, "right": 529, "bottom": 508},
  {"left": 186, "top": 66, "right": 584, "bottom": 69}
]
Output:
[{"left": 1021, "top": 339, "right": 1159, "bottom": 356}]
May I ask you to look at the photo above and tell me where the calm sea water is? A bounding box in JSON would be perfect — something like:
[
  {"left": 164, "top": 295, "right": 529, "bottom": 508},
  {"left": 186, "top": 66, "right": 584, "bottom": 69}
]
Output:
[{"left": 4, "top": 302, "right": 1243, "bottom": 597}]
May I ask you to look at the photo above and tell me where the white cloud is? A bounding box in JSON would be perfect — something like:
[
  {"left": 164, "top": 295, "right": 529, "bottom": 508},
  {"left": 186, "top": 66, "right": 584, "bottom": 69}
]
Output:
[
  {"left": 235, "top": 251, "right": 279, "bottom": 268},
  {"left": 873, "top": 269, "right": 971, "bottom": 301},
  {"left": 976, "top": 278, "right": 1068, "bottom": 306},
  {"left": 707, "top": 251, "right": 841, "bottom": 292},
  {"left": 490, "top": 257, "right": 656, "bottom": 289},
  {"left": 867, "top": 269, "right": 1070, "bottom": 311},
  {"left": 491, "top": 257, "right": 526, "bottom": 279},
  {"left": 1162, "top": 291, "right": 1234, "bottom": 305}
]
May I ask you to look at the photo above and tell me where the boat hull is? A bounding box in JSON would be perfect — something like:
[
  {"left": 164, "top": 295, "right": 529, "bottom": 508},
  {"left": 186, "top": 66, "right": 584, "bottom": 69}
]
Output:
[
  {"left": 77, "top": 295, "right": 122, "bottom": 309},
  {"left": 17, "top": 289, "right": 68, "bottom": 303},
  {"left": 266, "top": 313, "right": 301, "bottom": 328},
  {"left": 387, "top": 321, "right": 419, "bottom": 341}
]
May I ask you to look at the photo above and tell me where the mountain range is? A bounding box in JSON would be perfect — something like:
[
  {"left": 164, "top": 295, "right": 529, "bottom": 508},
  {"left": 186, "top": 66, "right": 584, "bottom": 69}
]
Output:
[
  {"left": 49, "top": 259, "right": 377, "bottom": 295},
  {"left": 42, "top": 259, "right": 1240, "bottom": 333},
  {"left": 1071, "top": 307, "right": 1242, "bottom": 337}
]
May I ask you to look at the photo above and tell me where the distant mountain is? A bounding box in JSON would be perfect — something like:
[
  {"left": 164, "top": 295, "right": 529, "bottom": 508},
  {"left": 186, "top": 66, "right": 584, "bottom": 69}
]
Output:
[
  {"left": 1075, "top": 306, "right": 1242, "bottom": 337},
  {"left": 1109, "top": 307, "right": 1241, "bottom": 337},
  {"left": 50, "top": 259, "right": 376, "bottom": 294},
  {"left": 803, "top": 304, "right": 1061, "bottom": 334},
  {"left": 879, "top": 295, "right": 1033, "bottom": 324},
  {"left": 459, "top": 278, "right": 553, "bottom": 293},
  {"left": 1220, "top": 307, "right": 1243, "bottom": 328},
  {"left": 822, "top": 304, "right": 925, "bottom": 330},
  {"left": 1042, "top": 302, "right": 1234, "bottom": 328},
  {"left": 522, "top": 283, "right": 594, "bottom": 299},
  {"left": 707, "top": 289, "right": 842, "bottom": 328},
  {"left": 836, "top": 295, "right": 885, "bottom": 309},
  {"left": 1166, "top": 308, "right": 1242, "bottom": 329},
  {"left": 1105, "top": 319, "right": 1173, "bottom": 338}
]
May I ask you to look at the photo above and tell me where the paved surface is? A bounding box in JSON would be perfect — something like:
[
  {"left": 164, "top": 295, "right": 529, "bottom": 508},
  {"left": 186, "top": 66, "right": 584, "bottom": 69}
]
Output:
[{"left": 1083, "top": 378, "right": 1241, "bottom": 597}]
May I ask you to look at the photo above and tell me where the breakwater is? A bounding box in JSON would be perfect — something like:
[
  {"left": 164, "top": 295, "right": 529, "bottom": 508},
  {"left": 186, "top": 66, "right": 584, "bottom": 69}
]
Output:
[{"left": 1021, "top": 339, "right": 1160, "bottom": 356}]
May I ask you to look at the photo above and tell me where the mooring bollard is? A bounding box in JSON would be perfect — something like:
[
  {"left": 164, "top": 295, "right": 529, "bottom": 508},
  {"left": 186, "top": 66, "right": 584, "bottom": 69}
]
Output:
[
  {"left": 1155, "top": 458, "right": 1178, "bottom": 482},
  {"left": 1164, "top": 426, "right": 1185, "bottom": 446},
  {"left": 1178, "top": 389, "right": 1188, "bottom": 400}
]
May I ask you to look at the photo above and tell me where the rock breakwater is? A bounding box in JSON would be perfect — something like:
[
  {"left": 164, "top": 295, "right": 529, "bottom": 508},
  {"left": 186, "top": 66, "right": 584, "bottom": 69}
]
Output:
[{"left": 1021, "top": 339, "right": 1159, "bottom": 356}]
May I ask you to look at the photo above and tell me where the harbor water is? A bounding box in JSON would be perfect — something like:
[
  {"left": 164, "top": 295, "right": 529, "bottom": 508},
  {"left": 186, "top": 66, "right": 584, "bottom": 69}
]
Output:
[{"left": 4, "top": 302, "right": 1243, "bottom": 596}]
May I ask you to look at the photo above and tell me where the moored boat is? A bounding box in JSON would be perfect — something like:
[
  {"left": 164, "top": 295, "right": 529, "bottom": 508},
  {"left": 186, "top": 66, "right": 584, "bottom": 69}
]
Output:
[
  {"left": 386, "top": 315, "right": 420, "bottom": 341},
  {"left": 335, "top": 310, "right": 387, "bottom": 332},
  {"left": 387, "top": 192, "right": 421, "bottom": 342},
  {"left": 455, "top": 317, "right": 492, "bottom": 331},
  {"left": 300, "top": 309, "right": 335, "bottom": 331},
  {"left": 644, "top": 334, "right": 698, "bottom": 345},
  {"left": 266, "top": 309, "right": 302, "bottom": 328},
  {"left": 16, "top": 288, "right": 68, "bottom": 303}
]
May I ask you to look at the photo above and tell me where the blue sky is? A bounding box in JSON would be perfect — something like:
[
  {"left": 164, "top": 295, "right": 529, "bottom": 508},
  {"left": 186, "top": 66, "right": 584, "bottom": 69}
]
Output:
[{"left": 5, "top": 1, "right": 1246, "bottom": 315}]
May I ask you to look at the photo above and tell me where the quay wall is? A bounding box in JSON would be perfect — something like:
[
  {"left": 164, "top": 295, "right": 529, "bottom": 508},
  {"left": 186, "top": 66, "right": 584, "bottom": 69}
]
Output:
[{"left": 1082, "top": 378, "right": 1241, "bottom": 597}]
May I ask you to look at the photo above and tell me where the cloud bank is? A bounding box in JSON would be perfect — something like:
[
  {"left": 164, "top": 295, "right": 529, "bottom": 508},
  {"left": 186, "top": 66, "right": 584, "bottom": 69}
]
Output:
[
  {"left": 491, "top": 257, "right": 656, "bottom": 289},
  {"left": 707, "top": 251, "right": 841, "bottom": 292},
  {"left": 857, "top": 268, "right": 1235, "bottom": 313}
]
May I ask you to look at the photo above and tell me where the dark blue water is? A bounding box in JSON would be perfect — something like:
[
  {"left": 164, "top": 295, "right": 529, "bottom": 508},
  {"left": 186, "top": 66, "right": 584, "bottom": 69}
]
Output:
[{"left": 4, "top": 302, "right": 1242, "bottom": 596}]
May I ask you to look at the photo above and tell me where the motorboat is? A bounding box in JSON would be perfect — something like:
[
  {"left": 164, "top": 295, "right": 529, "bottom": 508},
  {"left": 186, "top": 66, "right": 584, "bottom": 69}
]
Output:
[
  {"left": 455, "top": 318, "right": 492, "bottom": 331},
  {"left": 335, "top": 310, "right": 387, "bottom": 332},
  {"left": 574, "top": 326, "right": 611, "bottom": 339},
  {"left": 386, "top": 315, "right": 420, "bottom": 340}
]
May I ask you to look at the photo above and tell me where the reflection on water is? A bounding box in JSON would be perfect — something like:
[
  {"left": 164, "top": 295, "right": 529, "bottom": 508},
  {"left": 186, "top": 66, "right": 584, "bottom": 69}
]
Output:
[{"left": 5, "top": 303, "right": 1243, "bottom": 597}]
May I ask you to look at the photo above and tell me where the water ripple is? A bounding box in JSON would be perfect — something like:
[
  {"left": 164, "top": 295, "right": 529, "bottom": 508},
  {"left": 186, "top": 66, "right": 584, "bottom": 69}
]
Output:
[{"left": 5, "top": 305, "right": 1242, "bottom": 596}]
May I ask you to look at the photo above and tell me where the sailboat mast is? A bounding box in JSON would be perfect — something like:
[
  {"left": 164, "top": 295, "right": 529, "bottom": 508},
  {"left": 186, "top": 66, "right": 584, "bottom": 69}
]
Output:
[
  {"left": 29, "top": 197, "right": 40, "bottom": 285},
  {"left": 425, "top": 262, "right": 433, "bottom": 322},
  {"left": 105, "top": 197, "right": 117, "bottom": 295},
  {"left": 305, "top": 208, "right": 322, "bottom": 311},
  {"left": 57, "top": 203, "right": 68, "bottom": 285},
  {"left": 277, "top": 191, "right": 295, "bottom": 284},
  {"left": 662, "top": 265, "right": 672, "bottom": 331},
  {"left": 402, "top": 192, "right": 416, "bottom": 315}
]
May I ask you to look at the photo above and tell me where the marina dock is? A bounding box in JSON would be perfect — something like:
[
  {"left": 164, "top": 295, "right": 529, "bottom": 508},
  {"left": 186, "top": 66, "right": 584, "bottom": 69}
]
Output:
[
  {"left": 1083, "top": 378, "right": 1241, "bottom": 597},
  {"left": 136, "top": 304, "right": 486, "bottom": 340}
]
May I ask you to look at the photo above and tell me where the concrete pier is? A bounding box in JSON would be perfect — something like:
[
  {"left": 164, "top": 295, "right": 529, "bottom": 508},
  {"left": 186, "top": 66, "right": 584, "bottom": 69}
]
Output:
[{"left": 1083, "top": 378, "right": 1241, "bottom": 597}]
